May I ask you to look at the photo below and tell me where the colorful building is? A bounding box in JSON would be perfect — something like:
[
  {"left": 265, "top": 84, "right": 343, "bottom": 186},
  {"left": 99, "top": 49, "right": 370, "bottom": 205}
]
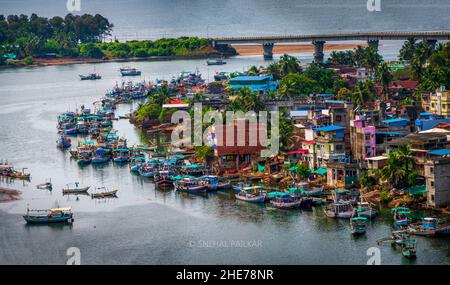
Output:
[
  {"left": 430, "top": 87, "right": 450, "bottom": 117},
  {"left": 229, "top": 75, "right": 279, "bottom": 93},
  {"left": 350, "top": 115, "right": 376, "bottom": 161}
]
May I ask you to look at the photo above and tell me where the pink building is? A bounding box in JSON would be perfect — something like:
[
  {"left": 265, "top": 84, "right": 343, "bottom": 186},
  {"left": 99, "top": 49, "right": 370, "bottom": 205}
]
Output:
[{"left": 350, "top": 115, "right": 376, "bottom": 161}]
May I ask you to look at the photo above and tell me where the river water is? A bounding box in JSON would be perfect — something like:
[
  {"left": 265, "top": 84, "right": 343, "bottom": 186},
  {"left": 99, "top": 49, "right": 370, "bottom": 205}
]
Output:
[
  {"left": 1, "top": 0, "right": 450, "bottom": 264},
  {"left": 0, "top": 52, "right": 449, "bottom": 265}
]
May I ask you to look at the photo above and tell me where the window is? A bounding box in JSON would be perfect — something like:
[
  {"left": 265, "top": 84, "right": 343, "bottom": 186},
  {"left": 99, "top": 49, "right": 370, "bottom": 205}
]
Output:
[
  {"left": 431, "top": 194, "right": 435, "bottom": 202},
  {"left": 430, "top": 167, "right": 434, "bottom": 174},
  {"left": 430, "top": 180, "right": 434, "bottom": 187}
]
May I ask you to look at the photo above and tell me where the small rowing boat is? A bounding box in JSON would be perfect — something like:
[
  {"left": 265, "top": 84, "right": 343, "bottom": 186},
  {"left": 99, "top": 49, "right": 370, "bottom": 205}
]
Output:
[
  {"left": 91, "top": 187, "right": 118, "bottom": 198},
  {"left": 350, "top": 216, "right": 367, "bottom": 235},
  {"left": 62, "top": 182, "right": 90, "bottom": 195}
]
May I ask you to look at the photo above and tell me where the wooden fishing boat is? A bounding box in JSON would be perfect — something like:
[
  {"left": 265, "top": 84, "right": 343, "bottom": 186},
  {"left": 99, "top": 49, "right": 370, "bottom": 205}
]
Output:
[
  {"left": 56, "top": 135, "right": 71, "bottom": 149},
  {"left": 113, "top": 148, "right": 130, "bottom": 163},
  {"left": 270, "top": 195, "right": 307, "bottom": 209},
  {"left": 36, "top": 179, "right": 52, "bottom": 190},
  {"left": 324, "top": 202, "right": 354, "bottom": 219},
  {"left": 79, "top": 73, "right": 101, "bottom": 80},
  {"left": 138, "top": 162, "right": 159, "bottom": 178},
  {"left": 155, "top": 170, "right": 176, "bottom": 187},
  {"left": 0, "top": 165, "right": 31, "bottom": 180},
  {"left": 235, "top": 186, "right": 266, "bottom": 203},
  {"left": 350, "top": 216, "right": 367, "bottom": 235},
  {"left": 206, "top": 59, "right": 226, "bottom": 65},
  {"left": 392, "top": 231, "right": 417, "bottom": 259},
  {"left": 355, "top": 201, "right": 378, "bottom": 219},
  {"left": 77, "top": 150, "right": 92, "bottom": 165},
  {"left": 23, "top": 207, "right": 73, "bottom": 224},
  {"left": 91, "top": 187, "right": 118, "bottom": 198},
  {"left": 62, "top": 183, "right": 90, "bottom": 195},
  {"left": 391, "top": 207, "right": 411, "bottom": 228},
  {"left": 200, "top": 175, "right": 231, "bottom": 191},
  {"left": 120, "top": 67, "right": 141, "bottom": 76},
  {"left": 91, "top": 148, "right": 110, "bottom": 164},
  {"left": 408, "top": 217, "right": 450, "bottom": 237},
  {"left": 174, "top": 177, "right": 207, "bottom": 193}
]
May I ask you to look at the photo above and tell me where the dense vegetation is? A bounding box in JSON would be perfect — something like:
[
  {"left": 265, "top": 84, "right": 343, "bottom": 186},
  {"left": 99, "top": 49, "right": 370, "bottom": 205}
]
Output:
[
  {"left": 0, "top": 13, "right": 221, "bottom": 65},
  {"left": 0, "top": 13, "right": 113, "bottom": 59}
]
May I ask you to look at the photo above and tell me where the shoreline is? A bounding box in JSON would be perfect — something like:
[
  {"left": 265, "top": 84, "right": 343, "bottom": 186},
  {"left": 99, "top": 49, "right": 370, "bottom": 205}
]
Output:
[{"left": 1, "top": 43, "right": 367, "bottom": 69}]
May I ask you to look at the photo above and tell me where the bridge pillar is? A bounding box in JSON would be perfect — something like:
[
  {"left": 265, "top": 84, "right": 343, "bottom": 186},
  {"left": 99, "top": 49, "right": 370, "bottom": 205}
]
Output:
[
  {"left": 263, "top": 43, "right": 274, "bottom": 60},
  {"left": 313, "top": 40, "right": 325, "bottom": 64},
  {"left": 426, "top": 39, "right": 438, "bottom": 49},
  {"left": 367, "top": 40, "right": 379, "bottom": 51}
]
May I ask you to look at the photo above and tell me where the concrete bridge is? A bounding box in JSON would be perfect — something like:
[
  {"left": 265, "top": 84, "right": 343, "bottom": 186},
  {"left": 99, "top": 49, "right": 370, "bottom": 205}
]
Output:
[{"left": 212, "top": 31, "right": 450, "bottom": 63}]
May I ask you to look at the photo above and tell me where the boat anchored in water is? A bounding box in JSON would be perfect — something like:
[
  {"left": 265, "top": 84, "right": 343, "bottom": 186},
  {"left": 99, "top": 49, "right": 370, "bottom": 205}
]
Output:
[
  {"left": 62, "top": 182, "right": 90, "bottom": 195},
  {"left": 206, "top": 59, "right": 226, "bottom": 65},
  {"left": 79, "top": 73, "right": 101, "bottom": 80},
  {"left": 23, "top": 207, "right": 74, "bottom": 224},
  {"left": 350, "top": 216, "right": 368, "bottom": 235},
  {"left": 91, "top": 187, "right": 118, "bottom": 199},
  {"left": 120, "top": 67, "right": 141, "bottom": 76}
]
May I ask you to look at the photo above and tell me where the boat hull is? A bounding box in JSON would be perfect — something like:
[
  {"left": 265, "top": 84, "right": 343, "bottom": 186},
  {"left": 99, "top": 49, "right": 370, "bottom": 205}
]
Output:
[
  {"left": 235, "top": 194, "right": 266, "bottom": 203},
  {"left": 23, "top": 214, "right": 73, "bottom": 224}
]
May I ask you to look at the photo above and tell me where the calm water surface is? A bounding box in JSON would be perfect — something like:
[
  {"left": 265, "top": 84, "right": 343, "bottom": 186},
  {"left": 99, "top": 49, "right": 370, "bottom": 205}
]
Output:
[{"left": 0, "top": 55, "right": 449, "bottom": 265}]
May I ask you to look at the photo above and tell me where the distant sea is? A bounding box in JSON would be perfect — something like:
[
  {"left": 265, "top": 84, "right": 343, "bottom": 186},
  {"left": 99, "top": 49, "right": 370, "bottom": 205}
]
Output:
[{"left": 1, "top": 0, "right": 450, "bottom": 41}]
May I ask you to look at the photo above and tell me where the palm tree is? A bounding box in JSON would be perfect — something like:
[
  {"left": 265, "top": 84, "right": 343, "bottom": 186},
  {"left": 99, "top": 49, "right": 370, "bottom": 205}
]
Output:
[
  {"left": 364, "top": 47, "right": 383, "bottom": 74},
  {"left": 266, "top": 62, "right": 281, "bottom": 80},
  {"left": 247, "top": 65, "right": 260, "bottom": 76},
  {"left": 411, "top": 41, "right": 433, "bottom": 80},
  {"left": 399, "top": 38, "right": 417, "bottom": 61},
  {"left": 278, "top": 54, "right": 302, "bottom": 77},
  {"left": 352, "top": 46, "right": 366, "bottom": 67},
  {"left": 374, "top": 62, "right": 394, "bottom": 101}
]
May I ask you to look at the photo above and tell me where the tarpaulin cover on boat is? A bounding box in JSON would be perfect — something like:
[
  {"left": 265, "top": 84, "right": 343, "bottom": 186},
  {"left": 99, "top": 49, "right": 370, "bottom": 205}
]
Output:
[
  {"left": 405, "top": 185, "right": 427, "bottom": 196},
  {"left": 257, "top": 163, "right": 265, "bottom": 172},
  {"left": 313, "top": 168, "right": 327, "bottom": 175}
]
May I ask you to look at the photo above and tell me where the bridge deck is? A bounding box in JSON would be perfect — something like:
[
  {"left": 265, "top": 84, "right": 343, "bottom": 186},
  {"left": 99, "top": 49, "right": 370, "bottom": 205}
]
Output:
[{"left": 213, "top": 31, "right": 450, "bottom": 44}]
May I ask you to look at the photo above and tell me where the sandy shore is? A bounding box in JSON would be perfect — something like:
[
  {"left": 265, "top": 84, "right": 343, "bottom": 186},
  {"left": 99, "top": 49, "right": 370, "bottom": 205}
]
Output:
[{"left": 232, "top": 43, "right": 366, "bottom": 56}]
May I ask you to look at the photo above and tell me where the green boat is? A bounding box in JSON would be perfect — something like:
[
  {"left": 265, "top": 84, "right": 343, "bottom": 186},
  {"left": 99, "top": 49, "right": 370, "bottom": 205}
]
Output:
[{"left": 23, "top": 207, "right": 74, "bottom": 224}]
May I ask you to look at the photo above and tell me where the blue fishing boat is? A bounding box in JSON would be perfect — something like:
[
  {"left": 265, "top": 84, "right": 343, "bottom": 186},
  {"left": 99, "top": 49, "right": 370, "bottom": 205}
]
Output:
[
  {"left": 235, "top": 186, "right": 266, "bottom": 203},
  {"left": 64, "top": 127, "right": 78, "bottom": 135},
  {"left": 391, "top": 207, "right": 411, "bottom": 228},
  {"left": 138, "top": 160, "right": 160, "bottom": 178},
  {"left": 200, "top": 175, "right": 231, "bottom": 191},
  {"left": 270, "top": 194, "right": 306, "bottom": 209},
  {"left": 174, "top": 177, "right": 207, "bottom": 193},
  {"left": 92, "top": 148, "right": 110, "bottom": 164},
  {"left": 113, "top": 148, "right": 130, "bottom": 163},
  {"left": 408, "top": 217, "right": 450, "bottom": 237},
  {"left": 350, "top": 216, "right": 368, "bottom": 235},
  {"left": 77, "top": 150, "right": 92, "bottom": 165},
  {"left": 56, "top": 135, "right": 71, "bottom": 149},
  {"left": 23, "top": 207, "right": 74, "bottom": 224}
]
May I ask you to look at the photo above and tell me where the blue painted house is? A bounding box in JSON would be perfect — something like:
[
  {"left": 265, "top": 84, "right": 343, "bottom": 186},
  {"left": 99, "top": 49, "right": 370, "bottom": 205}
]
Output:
[
  {"left": 229, "top": 75, "right": 279, "bottom": 93},
  {"left": 415, "top": 112, "right": 450, "bottom": 132}
]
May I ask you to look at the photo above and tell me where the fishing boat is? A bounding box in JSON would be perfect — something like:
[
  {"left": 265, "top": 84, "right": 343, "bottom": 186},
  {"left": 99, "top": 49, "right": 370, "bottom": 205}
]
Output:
[
  {"left": 129, "top": 155, "right": 146, "bottom": 172},
  {"left": 91, "top": 187, "right": 118, "bottom": 198},
  {"left": 350, "top": 216, "right": 368, "bottom": 235},
  {"left": 155, "top": 170, "right": 176, "bottom": 188},
  {"left": 23, "top": 207, "right": 73, "bottom": 224},
  {"left": 138, "top": 161, "right": 160, "bottom": 178},
  {"left": 120, "top": 67, "right": 141, "bottom": 76},
  {"left": 324, "top": 202, "right": 354, "bottom": 219},
  {"left": 79, "top": 73, "right": 101, "bottom": 80},
  {"left": 206, "top": 59, "right": 226, "bottom": 65},
  {"left": 91, "top": 148, "right": 110, "bottom": 164},
  {"left": 355, "top": 201, "right": 378, "bottom": 219},
  {"left": 200, "top": 175, "right": 231, "bottom": 191},
  {"left": 289, "top": 183, "right": 324, "bottom": 197},
  {"left": 77, "top": 150, "right": 92, "bottom": 165},
  {"left": 235, "top": 186, "right": 266, "bottom": 203},
  {"left": 392, "top": 231, "right": 417, "bottom": 259},
  {"left": 0, "top": 165, "right": 31, "bottom": 180},
  {"left": 56, "top": 135, "right": 71, "bottom": 149},
  {"left": 391, "top": 207, "right": 411, "bottom": 228},
  {"left": 62, "top": 182, "right": 90, "bottom": 195},
  {"left": 36, "top": 179, "right": 52, "bottom": 190},
  {"left": 408, "top": 217, "right": 450, "bottom": 237},
  {"left": 174, "top": 177, "right": 207, "bottom": 193},
  {"left": 270, "top": 195, "right": 307, "bottom": 209},
  {"left": 113, "top": 148, "right": 130, "bottom": 163}
]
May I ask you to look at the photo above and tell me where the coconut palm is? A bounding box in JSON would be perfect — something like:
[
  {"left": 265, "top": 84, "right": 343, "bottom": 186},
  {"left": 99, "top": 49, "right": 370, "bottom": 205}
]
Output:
[
  {"left": 411, "top": 41, "right": 434, "bottom": 80},
  {"left": 399, "top": 38, "right": 417, "bottom": 61},
  {"left": 278, "top": 54, "right": 302, "bottom": 77},
  {"left": 374, "top": 62, "right": 394, "bottom": 101}
]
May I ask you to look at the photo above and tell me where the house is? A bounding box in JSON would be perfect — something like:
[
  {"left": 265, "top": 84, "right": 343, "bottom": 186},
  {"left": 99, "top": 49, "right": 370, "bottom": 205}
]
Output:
[
  {"left": 350, "top": 115, "right": 376, "bottom": 161},
  {"left": 326, "top": 161, "right": 360, "bottom": 188},
  {"left": 415, "top": 112, "right": 450, "bottom": 132},
  {"left": 229, "top": 75, "right": 279, "bottom": 93},
  {"left": 387, "top": 132, "right": 450, "bottom": 176},
  {"left": 210, "top": 121, "right": 266, "bottom": 170},
  {"left": 366, "top": 156, "right": 388, "bottom": 170},
  {"left": 381, "top": 118, "right": 410, "bottom": 133},
  {"left": 424, "top": 154, "right": 450, "bottom": 208},
  {"left": 313, "top": 125, "right": 346, "bottom": 168},
  {"left": 429, "top": 87, "right": 450, "bottom": 117}
]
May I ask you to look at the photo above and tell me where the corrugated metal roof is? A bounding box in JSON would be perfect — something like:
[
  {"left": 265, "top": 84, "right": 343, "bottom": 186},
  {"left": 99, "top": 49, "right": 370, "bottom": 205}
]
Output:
[
  {"left": 314, "top": 125, "right": 345, "bottom": 132},
  {"left": 428, "top": 149, "right": 450, "bottom": 156}
]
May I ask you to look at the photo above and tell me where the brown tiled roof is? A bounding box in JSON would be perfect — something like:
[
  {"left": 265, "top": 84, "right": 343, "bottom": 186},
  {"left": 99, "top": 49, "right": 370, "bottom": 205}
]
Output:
[{"left": 214, "top": 123, "right": 265, "bottom": 156}]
